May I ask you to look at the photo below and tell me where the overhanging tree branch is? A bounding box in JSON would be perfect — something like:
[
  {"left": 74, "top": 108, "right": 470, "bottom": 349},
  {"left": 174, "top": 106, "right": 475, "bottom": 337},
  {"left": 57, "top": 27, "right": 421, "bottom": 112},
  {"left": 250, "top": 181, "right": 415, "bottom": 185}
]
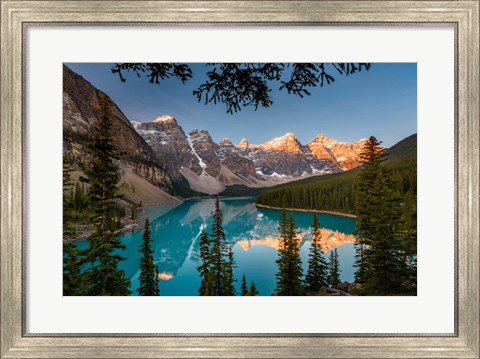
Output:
[{"left": 111, "top": 62, "right": 371, "bottom": 114}]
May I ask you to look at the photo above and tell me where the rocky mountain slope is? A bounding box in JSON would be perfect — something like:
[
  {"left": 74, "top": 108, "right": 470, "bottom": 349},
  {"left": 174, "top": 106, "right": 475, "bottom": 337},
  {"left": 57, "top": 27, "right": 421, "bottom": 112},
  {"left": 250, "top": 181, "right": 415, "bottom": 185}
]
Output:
[
  {"left": 63, "top": 65, "right": 179, "bottom": 205},
  {"left": 133, "top": 115, "right": 368, "bottom": 195}
]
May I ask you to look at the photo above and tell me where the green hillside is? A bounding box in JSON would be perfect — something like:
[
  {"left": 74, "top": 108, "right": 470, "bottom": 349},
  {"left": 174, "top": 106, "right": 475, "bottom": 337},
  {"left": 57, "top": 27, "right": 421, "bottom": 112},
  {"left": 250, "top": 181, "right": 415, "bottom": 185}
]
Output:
[{"left": 254, "top": 134, "right": 417, "bottom": 214}]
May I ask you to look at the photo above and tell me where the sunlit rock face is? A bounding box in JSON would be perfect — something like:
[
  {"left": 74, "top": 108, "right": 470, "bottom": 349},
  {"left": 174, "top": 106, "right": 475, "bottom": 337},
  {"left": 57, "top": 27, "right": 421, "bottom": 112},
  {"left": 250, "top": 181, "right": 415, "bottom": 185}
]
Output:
[
  {"left": 236, "top": 132, "right": 341, "bottom": 178},
  {"left": 236, "top": 228, "right": 356, "bottom": 252},
  {"left": 307, "top": 134, "right": 369, "bottom": 170}
]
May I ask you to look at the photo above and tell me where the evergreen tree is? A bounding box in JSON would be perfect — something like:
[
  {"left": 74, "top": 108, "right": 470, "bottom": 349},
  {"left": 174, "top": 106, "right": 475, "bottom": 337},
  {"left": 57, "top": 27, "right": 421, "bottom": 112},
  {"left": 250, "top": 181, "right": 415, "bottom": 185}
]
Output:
[
  {"left": 221, "top": 248, "right": 237, "bottom": 296},
  {"left": 327, "top": 249, "right": 341, "bottom": 288},
  {"left": 63, "top": 156, "right": 88, "bottom": 295},
  {"left": 276, "top": 210, "right": 304, "bottom": 295},
  {"left": 208, "top": 197, "right": 236, "bottom": 295},
  {"left": 304, "top": 213, "right": 328, "bottom": 293},
  {"left": 353, "top": 242, "right": 366, "bottom": 283},
  {"left": 196, "top": 198, "right": 237, "bottom": 296},
  {"left": 138, "top": 218, "right": 158, "bottom": 296},
  {"left": 247, "top": 282, "right": 260, "bottom": 296},
  {"left": 240, "top": 275, "right": 249, "bottom": 296},
  {"left": 354, "top": 136, "right": 408, "bottom": 295},
  {"left": 80, "top": 95, "right": 130, "bottom": 296},
  {"left": 63, "top": 155, "right": 75, "bottom": 237},
  {"left": 63, "top": 242, "right": 88, "bottom": 295},
  {"left": 401, "top": 190, "right": 417, "bottom": 258},
  {"left": 400, "top": 189, "right": 417, "bottom": 293},
  {"left": 209, "top": 197, "right": 227, "bottom": 295},
  {"left": 197, "top": 230, "right": 211, "bottom": 296}
]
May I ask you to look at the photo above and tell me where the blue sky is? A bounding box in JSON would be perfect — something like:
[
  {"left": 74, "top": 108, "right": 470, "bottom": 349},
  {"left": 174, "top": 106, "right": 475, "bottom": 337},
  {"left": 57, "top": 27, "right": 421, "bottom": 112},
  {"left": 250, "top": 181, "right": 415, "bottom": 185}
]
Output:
[{"left": 65, "top": 63, "right": 416, "bottom": 148}]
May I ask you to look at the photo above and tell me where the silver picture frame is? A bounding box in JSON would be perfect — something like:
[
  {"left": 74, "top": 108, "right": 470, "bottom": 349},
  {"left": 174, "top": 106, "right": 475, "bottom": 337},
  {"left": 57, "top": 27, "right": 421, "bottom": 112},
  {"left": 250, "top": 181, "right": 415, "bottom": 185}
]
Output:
[{"left": 1, "top": 1, "right": 479, "bottom": 358}]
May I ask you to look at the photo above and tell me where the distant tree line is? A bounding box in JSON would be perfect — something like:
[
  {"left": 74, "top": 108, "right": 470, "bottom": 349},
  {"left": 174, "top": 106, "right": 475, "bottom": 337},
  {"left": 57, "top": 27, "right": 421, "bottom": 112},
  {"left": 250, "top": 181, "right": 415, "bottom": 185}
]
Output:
[{"left": 256, "top": 148, "right": 416, "bottom": 215}]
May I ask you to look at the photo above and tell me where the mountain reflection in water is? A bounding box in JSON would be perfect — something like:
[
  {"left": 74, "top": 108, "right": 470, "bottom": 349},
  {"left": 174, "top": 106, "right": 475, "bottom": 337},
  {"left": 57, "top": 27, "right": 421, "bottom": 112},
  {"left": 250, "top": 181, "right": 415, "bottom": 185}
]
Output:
[{"left": 77, "top": 197, "right": 357, "bottom": 295}]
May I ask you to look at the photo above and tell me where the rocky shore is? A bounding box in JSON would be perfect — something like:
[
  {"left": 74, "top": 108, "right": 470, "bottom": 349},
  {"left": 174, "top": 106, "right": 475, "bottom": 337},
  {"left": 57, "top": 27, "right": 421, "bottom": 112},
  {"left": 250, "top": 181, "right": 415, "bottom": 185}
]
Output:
[
  {"left": 64, "top": 206, "right": 144, "bottom": 242},
  {"left": 272, "top": 282, "right": 361, "bottom": 296}
]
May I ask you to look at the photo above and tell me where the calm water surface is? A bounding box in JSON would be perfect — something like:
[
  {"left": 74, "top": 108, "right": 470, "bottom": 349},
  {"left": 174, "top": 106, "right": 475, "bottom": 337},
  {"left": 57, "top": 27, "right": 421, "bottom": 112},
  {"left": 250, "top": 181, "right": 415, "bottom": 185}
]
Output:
[{"left": 77, "top": 197, "right": 357, "bottom": 296}]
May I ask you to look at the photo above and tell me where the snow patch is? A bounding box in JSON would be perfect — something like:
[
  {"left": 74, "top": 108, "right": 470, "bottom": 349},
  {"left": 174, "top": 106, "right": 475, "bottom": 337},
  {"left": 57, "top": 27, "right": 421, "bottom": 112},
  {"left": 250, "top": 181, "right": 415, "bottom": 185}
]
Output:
[
  {"left": 270, "top": 172, "right": 290, "bottom": 178},
  {"left": 310, "top": 165, "right": 330, "bottom": 175},
  {"left": 138, "top": 129, "right": 160, "bottom": 136},
  {"left": 152, "top": 115, "right": 175, "bottom": 123},
  {"left": 186, "top": 134, "right": 208, "bottom": 171}
]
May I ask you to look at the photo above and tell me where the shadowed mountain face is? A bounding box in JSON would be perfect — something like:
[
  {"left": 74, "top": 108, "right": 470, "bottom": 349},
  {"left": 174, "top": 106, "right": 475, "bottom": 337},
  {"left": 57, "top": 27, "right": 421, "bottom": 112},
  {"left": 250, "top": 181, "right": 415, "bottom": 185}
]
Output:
[
  {"left": 133, "top": 116, "right": 368, "bottom": 195},
  {"left": 63, "top": 65, "right": 178, "bottom": 204}
]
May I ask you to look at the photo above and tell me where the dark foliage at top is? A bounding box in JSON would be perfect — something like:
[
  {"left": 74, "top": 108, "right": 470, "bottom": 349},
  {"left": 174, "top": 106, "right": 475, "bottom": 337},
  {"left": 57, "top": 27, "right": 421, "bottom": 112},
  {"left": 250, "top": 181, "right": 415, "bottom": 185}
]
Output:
[{"left": 111, "top": 63, "right": 371, "bottom": 114}]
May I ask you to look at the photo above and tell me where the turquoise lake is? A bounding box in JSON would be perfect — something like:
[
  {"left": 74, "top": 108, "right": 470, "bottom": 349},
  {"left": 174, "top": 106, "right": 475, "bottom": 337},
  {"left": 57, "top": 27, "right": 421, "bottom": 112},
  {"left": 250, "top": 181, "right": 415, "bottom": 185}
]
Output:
[{"left": 76, "top": 197, "right": 357, "bottom": 296}]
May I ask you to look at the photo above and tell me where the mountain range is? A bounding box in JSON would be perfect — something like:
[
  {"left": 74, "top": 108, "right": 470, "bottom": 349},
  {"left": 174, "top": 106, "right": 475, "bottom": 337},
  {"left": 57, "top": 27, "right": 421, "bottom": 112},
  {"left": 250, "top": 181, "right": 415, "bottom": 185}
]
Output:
[
  {"left": 131, "top": 115, "right": 369, "bottom": 195},
  {"left": 63, "top": 65, "right": 382, "bottom": 203}
]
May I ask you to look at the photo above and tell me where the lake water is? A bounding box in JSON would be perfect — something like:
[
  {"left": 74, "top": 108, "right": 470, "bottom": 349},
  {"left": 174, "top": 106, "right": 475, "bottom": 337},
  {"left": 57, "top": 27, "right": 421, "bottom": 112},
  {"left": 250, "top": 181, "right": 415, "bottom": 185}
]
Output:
[{"left": 76, "top": 197, "right": 357, "bottom": 296}]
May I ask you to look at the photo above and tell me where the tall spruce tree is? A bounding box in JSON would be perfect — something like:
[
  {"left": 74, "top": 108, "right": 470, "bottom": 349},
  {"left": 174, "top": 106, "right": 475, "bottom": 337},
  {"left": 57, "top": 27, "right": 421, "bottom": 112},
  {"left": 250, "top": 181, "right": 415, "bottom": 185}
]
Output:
[
  {"left": 276, "top": 210, "right": 304, "bottom": 295},
  {"left": 197, "top": 230, "right": 211, "bottom": 296},
  {"left": 80, "top": 95, "right": 131, "bottom": 296},
  {"left": 221, "top": 248, "right": 237, "bottom": 296},
  {"left": 247, "top": 282, "right": 260, "bottom": 296},
  {"left": 354, "top": 136, "right": 408, "bottom": 295},
  {"left": 138, "top": 218, "right": 159, "bottom": 296},
  {"left": 327, "top": 248, "right": 341, "bottom": 288},
  {"left": 240, "top": 275, "right": 249, "bottom": 296},
  {"left": 207, "top": 197, "right": 236, "bottom": 296},
  {"left": 353, "top": 242, "right": 366, "bottom": 284},
  {"left": 304, "top": 213, "right": 328, "bottom": 293},
  {"left": 209, "top": 197, "right": 227, "bottom": 295},
  {"left": 63, "top": 155, "right": 89, "bottom": 295},
  {"left": 63, "top": 242, "right": 88, "bottom": 295}
]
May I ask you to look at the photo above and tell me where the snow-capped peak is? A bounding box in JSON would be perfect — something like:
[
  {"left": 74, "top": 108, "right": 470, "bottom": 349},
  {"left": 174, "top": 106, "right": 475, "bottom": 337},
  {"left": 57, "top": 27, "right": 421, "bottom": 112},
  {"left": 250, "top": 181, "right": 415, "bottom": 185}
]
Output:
[
  {"left": 152, "top": 115, "right": 175, "bottom": 123},
  {"left": 220, "top": 138, "right": 233, "bottom": 145},
  {"left": 237, "top": 138, "right": 249, "bottom": 147},
  {"left": 262, "top": 132, "right": 301, "bottom": 152}
]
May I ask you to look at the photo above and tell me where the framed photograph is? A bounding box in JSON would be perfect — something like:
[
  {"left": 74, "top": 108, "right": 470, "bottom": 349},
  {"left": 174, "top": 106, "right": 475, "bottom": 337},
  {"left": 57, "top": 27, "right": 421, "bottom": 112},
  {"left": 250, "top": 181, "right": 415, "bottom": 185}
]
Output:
[{"left": 1, "top": 1, "right": 479, "bottom": 358}]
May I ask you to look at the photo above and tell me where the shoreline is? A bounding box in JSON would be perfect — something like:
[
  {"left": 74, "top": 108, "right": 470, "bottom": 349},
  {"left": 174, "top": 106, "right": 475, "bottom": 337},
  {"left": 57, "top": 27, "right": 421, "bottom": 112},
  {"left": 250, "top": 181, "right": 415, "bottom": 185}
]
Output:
[{"left": 254, "top": 203, "right": 357, "bottom": 219}]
